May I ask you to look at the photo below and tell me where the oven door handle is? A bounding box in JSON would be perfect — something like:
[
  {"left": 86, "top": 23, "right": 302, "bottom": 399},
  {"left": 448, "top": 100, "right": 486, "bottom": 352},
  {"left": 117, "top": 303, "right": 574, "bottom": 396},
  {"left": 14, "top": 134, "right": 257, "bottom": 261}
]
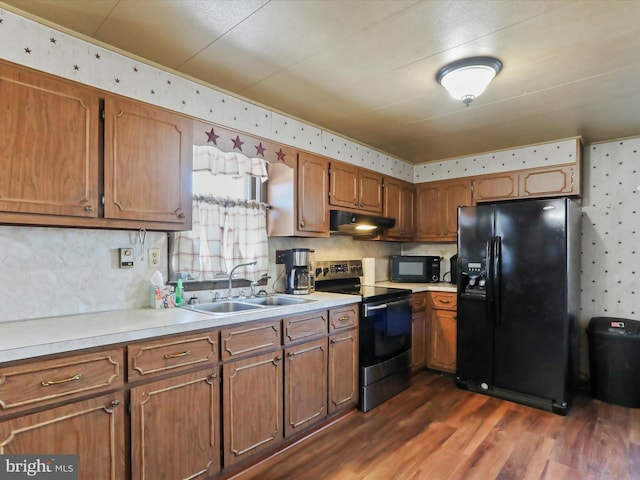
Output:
[{"left": 363, "top": 303, "right": 388, "bottom": 316}]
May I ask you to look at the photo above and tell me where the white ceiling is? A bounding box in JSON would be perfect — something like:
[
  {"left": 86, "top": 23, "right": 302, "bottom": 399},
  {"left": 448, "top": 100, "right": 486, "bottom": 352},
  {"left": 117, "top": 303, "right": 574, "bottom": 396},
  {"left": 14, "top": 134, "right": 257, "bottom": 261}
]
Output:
[{"left": 3, "top": 0, "right": 640, "bottom": 164}]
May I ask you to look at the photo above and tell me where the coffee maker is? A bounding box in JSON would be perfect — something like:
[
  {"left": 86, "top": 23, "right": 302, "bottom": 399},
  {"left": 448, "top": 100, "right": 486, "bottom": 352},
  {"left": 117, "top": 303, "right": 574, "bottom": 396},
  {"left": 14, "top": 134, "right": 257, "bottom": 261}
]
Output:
[{"left": 284, "top": 248, "right": 315, "bottom": 295}]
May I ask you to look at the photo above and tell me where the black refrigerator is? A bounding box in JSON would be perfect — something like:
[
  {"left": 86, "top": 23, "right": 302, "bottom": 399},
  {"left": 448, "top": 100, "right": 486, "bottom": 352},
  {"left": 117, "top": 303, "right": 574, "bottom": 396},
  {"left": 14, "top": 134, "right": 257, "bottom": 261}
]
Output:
[{"left": 456, "top": 197, "right": 580, "bottom": 415}]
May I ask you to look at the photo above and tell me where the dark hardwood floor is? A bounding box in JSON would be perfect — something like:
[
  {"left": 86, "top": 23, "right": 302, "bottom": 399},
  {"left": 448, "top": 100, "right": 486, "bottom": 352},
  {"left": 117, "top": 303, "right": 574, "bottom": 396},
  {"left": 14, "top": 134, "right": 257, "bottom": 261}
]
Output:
[{"left": 230, "top": 371, "right": 640, "bottom": 480}]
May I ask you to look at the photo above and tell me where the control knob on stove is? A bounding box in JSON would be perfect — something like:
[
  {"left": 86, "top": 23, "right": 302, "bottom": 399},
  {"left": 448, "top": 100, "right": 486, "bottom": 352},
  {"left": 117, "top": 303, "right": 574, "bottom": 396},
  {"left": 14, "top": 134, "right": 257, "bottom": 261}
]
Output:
[{"left": 315, "top": 267, "right": 323, "bottom": 278}]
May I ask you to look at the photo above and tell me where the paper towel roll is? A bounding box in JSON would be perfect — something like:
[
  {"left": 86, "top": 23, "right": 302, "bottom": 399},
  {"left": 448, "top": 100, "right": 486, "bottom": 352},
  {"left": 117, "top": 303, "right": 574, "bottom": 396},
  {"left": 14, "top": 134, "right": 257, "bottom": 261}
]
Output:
[{"left": 362, "top": 257, "right": 376, "bottom": 285}]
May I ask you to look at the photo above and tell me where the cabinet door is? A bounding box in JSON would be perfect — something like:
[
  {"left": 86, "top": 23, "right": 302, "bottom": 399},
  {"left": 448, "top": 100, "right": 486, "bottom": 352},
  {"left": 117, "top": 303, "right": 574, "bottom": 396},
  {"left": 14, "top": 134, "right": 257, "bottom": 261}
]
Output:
[
  {"left": 442, "top": 179, "right": 472, "bottom": 240},
  {"left": 382, "top": 178, "right": 402, "bottom": 238},
  {"left": 103, "top": 96, "right": 192, "bottom": 227},
  {"left": 519, "top": 164, "right": 579, "bottom": 198},
  {"left": 414, "top": 184, "right": 440, "bottom": 240},
  {"left": 298, "top": 153, "right": 329, "bottom": 235},
  {"left": 428, "top": 309, "right": 457, "bottom": 373},
  {"left": 223, "top": 351, "right": 283, "bottom": 466},
  {"left": 358, "top": 170, "right": 383, "bottom": 213},
  {"left": 328, "top": 329, "right": 358, "bottom": 414},
  {"left": 329, "top": 161, "right": 358, "bottom": 209},
  {"left": 130, "top": 369, "right": 220, "bottom": 480},
  {"left": 400, "top": 184, "right": 416, "bottom": 238},
  {"left": 0, "top": 61, "right": 99, "bottom": 218},
  {"left": 411, "top": 309, "right": 427, "bottom": 371},
  {"left": 410, "top": 293, "right": 429, "bottom": 371},
  {"left": 473, "top": 172, "right": 518, "bottom": 202},
  {"left": 0, "top": 393, "right": 126, "bottom": 480},
  {"left": 284, "top": 338, "right": 327, "bottom": 437}
]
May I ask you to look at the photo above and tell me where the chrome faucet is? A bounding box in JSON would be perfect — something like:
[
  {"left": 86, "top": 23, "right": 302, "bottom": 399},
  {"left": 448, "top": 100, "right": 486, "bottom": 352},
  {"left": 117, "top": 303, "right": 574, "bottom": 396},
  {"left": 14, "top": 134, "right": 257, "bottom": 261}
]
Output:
[{"left": 227, "top": 261, "right": 257, "bottom": 299}]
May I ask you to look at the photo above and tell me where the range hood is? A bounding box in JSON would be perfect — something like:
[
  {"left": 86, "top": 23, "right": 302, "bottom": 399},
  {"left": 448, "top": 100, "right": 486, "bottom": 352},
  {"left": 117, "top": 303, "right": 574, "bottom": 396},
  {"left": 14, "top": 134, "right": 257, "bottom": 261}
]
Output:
[{"left": 329, "top": 210, "right": 395, "bottom": 236}]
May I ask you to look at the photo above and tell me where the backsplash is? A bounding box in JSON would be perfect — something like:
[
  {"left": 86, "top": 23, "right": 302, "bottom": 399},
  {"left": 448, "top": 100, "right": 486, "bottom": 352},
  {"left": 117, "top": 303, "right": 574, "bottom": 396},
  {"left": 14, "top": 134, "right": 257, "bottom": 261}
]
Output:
[{"left": 0, "top": 226, "right": 167, "bottom": 322}]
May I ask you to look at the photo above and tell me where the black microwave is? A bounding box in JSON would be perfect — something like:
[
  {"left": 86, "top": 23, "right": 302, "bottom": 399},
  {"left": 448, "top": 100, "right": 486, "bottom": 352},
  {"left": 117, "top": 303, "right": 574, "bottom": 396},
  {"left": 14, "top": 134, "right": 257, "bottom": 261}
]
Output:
[{"left": 391, "top": 255, "right": 441, "bottom": 283}]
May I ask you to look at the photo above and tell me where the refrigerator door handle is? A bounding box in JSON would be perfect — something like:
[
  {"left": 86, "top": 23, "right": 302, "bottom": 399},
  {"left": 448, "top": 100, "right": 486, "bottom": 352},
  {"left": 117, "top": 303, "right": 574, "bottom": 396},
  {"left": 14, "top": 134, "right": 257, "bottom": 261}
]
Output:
[
  {"left": 493, "top": 236, "right": 502, "bottom": 325},
  {"left": 486, "top": 237, "right": 494, "bottom": 322}
]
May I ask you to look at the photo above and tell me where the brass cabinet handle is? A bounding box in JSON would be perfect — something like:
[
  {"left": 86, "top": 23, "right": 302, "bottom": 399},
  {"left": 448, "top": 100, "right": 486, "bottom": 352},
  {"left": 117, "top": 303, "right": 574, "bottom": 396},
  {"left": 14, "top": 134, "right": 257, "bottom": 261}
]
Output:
[
  {"left": 110, "top": 399, "right": 120, "bottom": 408},
  {"left": 300, "top": 220, "right": 306, "bottom": 227},
  {"left": 84, "top": 205, "right": 93, "bottom": 212},
  {"left": 330, "top": 338, "right": 337, "bottom": 344},
  {"left": 439, "top": 299, "right": 452, "bottom": 304},
  {"left": 211, "top": 373, "right": 218, "bottom": 379},
  {"left": 178, "top": 212, "right": 186, "bottom": 218},
  {"left": 163, "top": 350, "right": 191, "bottom": 360},
  {"left": 339, "top": 316, "right": 351, "bottom": 322},
  {"left": 275, "top": 355, "right": 282, "bottom": 361},
  {"left": 41, "top": 373, "right": 82, "bottom": 387}
]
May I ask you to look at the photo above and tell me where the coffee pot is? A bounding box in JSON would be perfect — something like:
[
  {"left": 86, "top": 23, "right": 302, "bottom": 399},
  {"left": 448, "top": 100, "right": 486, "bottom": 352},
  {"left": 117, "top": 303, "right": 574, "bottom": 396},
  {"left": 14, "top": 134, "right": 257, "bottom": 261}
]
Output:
[{"left": 284, "top": 248, "right": 315, "bottom": 295}]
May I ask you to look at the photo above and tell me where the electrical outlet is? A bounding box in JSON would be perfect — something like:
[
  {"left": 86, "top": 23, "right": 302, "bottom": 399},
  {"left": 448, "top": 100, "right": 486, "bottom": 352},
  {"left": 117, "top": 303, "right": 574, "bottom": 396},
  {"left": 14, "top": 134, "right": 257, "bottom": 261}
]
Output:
[
  {"left": 275, "top": 250, "right": 286, "bottom": 264},
  {"left": 149, "top": 248, "right": 161, "bottom": 267}
]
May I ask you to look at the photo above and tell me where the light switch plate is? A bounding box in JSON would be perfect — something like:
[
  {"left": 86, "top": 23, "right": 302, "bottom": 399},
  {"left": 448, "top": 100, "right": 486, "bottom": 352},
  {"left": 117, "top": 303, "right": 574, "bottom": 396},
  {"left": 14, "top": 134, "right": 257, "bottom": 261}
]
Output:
[
  {"left": 119, "top": 248, "right": 134, "bottom": 268},
  {"left": 149, "top": 248, "right": 161, "bottom": 267}
]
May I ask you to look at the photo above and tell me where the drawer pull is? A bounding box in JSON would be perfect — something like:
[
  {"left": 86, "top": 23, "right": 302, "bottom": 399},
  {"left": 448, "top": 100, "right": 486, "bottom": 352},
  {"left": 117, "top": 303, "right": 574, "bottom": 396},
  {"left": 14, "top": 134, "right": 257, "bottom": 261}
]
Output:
[
  {"left": 439, "top": 299, "right": 452, "bottom": 304},
  {"left": 41, "top": 373, "right": 82, "bottom": 387},
  {"left": 339, "top": 316, "right": 351, "bottom": 322},
  {"left": 110, "top": 399, "right": 120, "bottom": 408},
  {"left": 163, "top": 350, "right": 191, "bottom": 360}
]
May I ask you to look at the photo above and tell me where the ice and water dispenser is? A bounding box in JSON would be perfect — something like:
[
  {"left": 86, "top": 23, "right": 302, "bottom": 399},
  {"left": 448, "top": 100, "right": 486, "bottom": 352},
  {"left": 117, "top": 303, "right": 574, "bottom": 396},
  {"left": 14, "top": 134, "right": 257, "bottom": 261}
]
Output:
[{"left": 459, "top": 257, "right": 487, "bottom": 298}]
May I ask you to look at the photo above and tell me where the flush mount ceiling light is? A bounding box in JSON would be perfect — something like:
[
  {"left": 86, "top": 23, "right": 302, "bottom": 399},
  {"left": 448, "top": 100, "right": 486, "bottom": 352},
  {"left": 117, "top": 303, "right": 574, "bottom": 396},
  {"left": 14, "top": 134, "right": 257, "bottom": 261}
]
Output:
[{"left": 436, "top": 56, "right": 502, "bottom": 106}]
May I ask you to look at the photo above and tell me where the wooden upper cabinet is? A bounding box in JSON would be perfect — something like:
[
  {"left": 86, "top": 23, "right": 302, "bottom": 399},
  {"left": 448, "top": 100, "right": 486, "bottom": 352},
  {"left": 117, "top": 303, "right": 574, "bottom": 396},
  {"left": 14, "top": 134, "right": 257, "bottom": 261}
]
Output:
[
  {"left": 329, "top": 162, "right": 358, "bottom": 209},
  {"left": 0, "top": 61, "right": 100, "bottom": 218},
  {"left": 472, "top": 172, "right": 518, "bottom": 202},
  {"left": 358, "top": 169, "right": 384, "bottom": 213},
  {"left": 519, "top": 164, "right": 579, "bottom": 198},
  {"left": 382, "top": 177, "right": 415, "bottom": 239},
  {"left": 103, "top": 96, "right": 192, "bottom": 228},
  {"left": 473, "top": 163, "right": 581, "bottom": 203},
  {"left": 298, "top": 152, "right": 329, "bottom": 236},
  {"left": 414, "top": 179, "right": 472, "bottom": 242},
  {"left": 329, "top": 161, "right": 383, "bottom": 214},
  {"left": 442, "top": 179, "right": 472, "bottom": 237}
]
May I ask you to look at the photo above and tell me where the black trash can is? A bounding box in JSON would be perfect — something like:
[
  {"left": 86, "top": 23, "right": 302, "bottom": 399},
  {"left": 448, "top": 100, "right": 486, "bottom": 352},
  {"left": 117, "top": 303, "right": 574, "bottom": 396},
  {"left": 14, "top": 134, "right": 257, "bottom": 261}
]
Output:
[{"left": 587, "top": 317, "right": 640, "bottom": 408}]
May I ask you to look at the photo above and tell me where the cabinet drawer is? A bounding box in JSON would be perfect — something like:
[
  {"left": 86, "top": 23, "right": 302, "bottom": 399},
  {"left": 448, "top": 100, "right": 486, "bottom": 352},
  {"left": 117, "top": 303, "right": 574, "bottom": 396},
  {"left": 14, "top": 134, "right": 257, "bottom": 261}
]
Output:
[
  {"left": 430, "top": 292, "right": 457, "bottom": 310},
  {"left": 283, "top": 311, "right": 328, "bottom": 344},
  {"left": 329, "top": 305, "right": 359, "bottom": 332},
  {"left": 0, "top": 348, "right": 124, "bottom": 413},
  {"left": 221, "top": 321, "right": 281, "bottom": 361},
  {"left": 411, "top": 293, "right": 429, "bottom": 311},
  {"left": 128, "top": 331, "right": 218, "bottom": 381}
]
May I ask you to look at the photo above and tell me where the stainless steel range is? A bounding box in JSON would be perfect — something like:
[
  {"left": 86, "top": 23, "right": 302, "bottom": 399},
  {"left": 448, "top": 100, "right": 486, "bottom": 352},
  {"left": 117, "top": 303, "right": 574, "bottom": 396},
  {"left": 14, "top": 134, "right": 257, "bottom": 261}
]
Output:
[{"left": 313, "top": 259, "right": 413, "bottom": 412}]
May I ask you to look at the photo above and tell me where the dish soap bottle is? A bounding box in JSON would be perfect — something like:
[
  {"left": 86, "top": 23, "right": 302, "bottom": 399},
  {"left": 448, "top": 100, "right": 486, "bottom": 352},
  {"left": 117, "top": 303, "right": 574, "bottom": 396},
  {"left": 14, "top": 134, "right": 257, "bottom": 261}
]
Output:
[{"left": 175, "top": 278, "right": 184, "bottom": 306}]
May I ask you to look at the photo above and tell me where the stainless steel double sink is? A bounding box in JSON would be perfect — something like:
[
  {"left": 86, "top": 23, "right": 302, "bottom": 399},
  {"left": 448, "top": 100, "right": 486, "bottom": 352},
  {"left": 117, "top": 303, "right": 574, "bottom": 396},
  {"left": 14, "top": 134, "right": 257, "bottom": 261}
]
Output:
[{"left": 180, "top": 295, "right": 314, "bottom": 316}]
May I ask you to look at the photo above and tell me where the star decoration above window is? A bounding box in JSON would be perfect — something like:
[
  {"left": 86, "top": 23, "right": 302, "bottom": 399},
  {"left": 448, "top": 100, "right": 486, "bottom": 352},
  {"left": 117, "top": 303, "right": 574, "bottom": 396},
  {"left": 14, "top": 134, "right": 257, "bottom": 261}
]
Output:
[
  {"left": 95, "top": 53, "right": 101, "bottom": 59},
  {"left": 73, "top": 65, "right": 79, "bottom": 71},
  {"left": 232, "top": 136, "right": 244, "bottom": 151},
  {"left": 49, "top": 37, "right": 56, "bottom": 44},
  {"left": 24, "top": 47, "right": 32, "bottom": 54},
  {"left": 206, "top": 128, "right": 219, "bottom": 145},
  {"left": 276, "top": 148, "right": 286, "bottom": 162},
  {"left": 255, "top": 143, "right": 266, "bottom": 157}
]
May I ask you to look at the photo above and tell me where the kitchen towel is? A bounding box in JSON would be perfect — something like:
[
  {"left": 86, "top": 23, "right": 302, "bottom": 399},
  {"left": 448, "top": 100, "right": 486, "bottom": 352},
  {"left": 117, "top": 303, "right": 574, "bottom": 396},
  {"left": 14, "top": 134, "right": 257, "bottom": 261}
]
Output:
[{"left": 362, "top": 257, "right": 375, "bottom": 285}]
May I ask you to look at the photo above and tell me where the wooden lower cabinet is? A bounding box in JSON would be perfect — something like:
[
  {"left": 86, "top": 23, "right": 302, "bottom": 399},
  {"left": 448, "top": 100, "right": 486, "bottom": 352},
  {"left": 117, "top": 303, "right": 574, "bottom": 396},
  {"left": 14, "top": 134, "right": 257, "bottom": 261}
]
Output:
[
  {"left": 328, "top": 328, "right": 358, "bottom": 413},
  {"left": 410, "top": 293, "right": 429, "bottom": 372},
  {"left": 130, "top": 368, "right": 220, "bottom": 480},
  {"left": 426, "top": 292, "right": 457, "bottom": 373},
  {"left": 284, "top": 338, "right": 327, "bottom": 437},
  {"left": 0, "top": 392, "right": 126, "bottom": 480},
  {"left": 222, "top": 350, "right": 283, "bottom": 467}
]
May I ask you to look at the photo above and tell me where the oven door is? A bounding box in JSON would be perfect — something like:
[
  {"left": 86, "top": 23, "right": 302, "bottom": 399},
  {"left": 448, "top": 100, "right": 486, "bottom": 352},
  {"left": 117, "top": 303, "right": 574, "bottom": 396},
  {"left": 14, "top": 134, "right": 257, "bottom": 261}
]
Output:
[{"left": 360, "top": 297, "right": 412, "bottom": 368}]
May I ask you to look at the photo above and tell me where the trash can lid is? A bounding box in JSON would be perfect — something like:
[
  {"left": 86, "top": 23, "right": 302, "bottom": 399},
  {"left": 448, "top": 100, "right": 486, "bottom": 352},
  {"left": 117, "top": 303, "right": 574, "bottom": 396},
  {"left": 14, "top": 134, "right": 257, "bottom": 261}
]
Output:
[{"left": 587, "top": 316, "right": 640, "bottom": 336}]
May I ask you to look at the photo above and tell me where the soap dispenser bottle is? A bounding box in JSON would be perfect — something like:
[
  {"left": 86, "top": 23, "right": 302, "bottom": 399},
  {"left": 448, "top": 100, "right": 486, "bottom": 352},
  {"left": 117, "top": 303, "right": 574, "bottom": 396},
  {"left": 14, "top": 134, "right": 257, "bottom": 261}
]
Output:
[{"left": 175, "top": 278, "right": 185, "bottom": 306}]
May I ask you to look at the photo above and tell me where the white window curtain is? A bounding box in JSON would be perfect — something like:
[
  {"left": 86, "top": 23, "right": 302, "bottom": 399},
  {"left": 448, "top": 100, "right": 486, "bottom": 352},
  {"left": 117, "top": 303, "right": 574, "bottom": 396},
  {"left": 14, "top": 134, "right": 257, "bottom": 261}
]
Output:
[{"left": 171, "top": 146, "right": 269, "bottom": 281}]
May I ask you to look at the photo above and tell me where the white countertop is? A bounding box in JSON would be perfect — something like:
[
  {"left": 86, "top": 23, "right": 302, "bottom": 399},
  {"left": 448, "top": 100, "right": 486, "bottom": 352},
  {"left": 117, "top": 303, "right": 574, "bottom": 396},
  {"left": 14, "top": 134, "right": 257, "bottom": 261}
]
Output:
[
  {"left": 374, "top": 281, "right": 457, "bottom": 293},
  {"left": 0, "top": 292, "right": 359, "bottom": 364}
]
